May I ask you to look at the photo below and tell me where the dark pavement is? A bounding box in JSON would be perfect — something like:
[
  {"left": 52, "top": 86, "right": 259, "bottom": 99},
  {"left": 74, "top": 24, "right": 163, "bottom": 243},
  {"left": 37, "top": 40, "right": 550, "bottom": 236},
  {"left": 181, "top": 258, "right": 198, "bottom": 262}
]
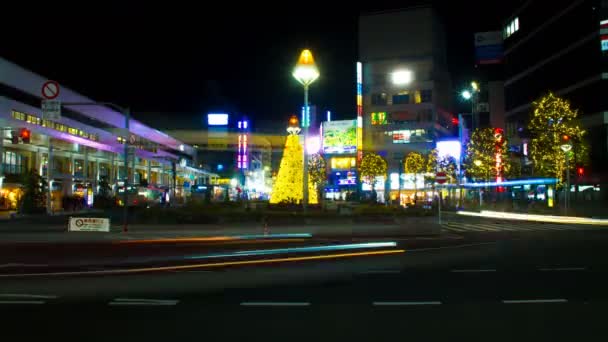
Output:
[{"left": 2, "top": 223, "right": 608, "bottom": 341}]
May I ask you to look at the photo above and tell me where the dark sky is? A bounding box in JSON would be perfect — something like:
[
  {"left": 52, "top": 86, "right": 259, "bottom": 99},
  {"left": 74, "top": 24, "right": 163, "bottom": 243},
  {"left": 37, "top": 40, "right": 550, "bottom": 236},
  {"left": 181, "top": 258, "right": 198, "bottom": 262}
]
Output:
[{"left": 1, "top": 2, "right": 524, "bottom": 130}]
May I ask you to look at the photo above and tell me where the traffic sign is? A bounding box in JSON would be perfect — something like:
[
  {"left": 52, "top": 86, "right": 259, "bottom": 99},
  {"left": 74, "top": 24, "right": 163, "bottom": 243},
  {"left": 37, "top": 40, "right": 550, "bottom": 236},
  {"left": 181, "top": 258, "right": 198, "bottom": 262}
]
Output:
[
  {"left": 41, "top": 80, "right": 60, "bottom": 100},
  {"left": 436, "top": 171, "right": 447, "bottom": 184},
  {"left": 42, "top": 100, "right": 61, "bottom": 120}
]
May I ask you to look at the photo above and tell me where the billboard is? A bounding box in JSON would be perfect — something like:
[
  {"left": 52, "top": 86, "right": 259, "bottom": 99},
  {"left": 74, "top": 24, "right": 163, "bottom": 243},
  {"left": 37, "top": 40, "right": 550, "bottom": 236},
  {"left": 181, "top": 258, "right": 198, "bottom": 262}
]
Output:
[
  {"left": 474, "top": 31, "right": 503, "bottom": 65},
  {"left": 322, "top": 120, "right": 357, "bottom": 154},
  {"left": 208, "top": 113, "right": 229, "bottom": 126}
]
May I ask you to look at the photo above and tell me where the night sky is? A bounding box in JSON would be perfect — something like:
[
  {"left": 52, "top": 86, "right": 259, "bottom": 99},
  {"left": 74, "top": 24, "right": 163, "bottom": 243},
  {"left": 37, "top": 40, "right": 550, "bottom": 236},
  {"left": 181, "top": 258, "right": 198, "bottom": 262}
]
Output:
[{"left": 1, "top": 2, "right": 524, "bottom": 130}]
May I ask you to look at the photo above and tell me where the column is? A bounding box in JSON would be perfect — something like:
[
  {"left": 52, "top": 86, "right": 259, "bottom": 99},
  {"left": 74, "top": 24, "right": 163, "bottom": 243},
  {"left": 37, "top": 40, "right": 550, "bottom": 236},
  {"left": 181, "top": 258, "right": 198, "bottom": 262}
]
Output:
[
  {"left": 83, "top": 147, "right": 89, "bottom": 184},
  {"left": 95, "top": 159, "right": 100, "bottom": 191},
  {"left": 46, "top": 139, "right": 53, "bottom": 214},
  {"left": 146, "top": 159, "right": 151, "bottom": 185},
  {"left": 109, "top": 154, "right": 115, "bottom": 185},
  {"left": 69, "top": 154, "right": 75, "bottom": 195}
]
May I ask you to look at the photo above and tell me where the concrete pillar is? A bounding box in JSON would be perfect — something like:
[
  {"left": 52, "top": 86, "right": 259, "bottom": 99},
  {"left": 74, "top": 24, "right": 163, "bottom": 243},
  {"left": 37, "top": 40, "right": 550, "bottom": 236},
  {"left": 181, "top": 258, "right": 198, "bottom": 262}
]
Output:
[
  {"left": 69, "top": 154, "right": 75, "bottom": 195},
  {"left": 83, "top": 147, "right": 89, "bottom": 184},
  {"left": 146, "top": 159, "right": 151, "bottom": 185},
  {"left": 46, "top": 139, "right": 53, "bottom": 214}
]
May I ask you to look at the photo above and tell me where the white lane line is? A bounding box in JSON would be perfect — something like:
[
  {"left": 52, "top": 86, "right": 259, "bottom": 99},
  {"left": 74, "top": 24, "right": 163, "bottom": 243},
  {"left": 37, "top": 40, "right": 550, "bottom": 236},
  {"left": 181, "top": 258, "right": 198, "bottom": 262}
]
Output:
[
  {"left": 240, "top": 302, "right": 310, "bottom": 307},
  {"left": 451, "top": 269, "right": 497, "bottom": 273},
  {"left": 0, "top": 300, "right": 46, "bottom": 304},
  {"left": 373, "top": 301, "right": 442, "bottom": 306},
  {"left": 539, "top": 267, "right": 586, "bottom": 272},
  {"left": 109, "top": 302, "right": 178, "bottom": 306},
  {"left": 409, "top": 242, "right": 497, "bottom": 252},
  {"left": 0, "top": 293, "right": 58, "bottom": 299},
  {"left": 359, "top": 270, "right": 401, "bottom": 275},
  {"left": 502, "top": 299, "right": 567, "bottom": 304},
  {"left": 109, "top": 298, "right": 179, "bottom": 306}
]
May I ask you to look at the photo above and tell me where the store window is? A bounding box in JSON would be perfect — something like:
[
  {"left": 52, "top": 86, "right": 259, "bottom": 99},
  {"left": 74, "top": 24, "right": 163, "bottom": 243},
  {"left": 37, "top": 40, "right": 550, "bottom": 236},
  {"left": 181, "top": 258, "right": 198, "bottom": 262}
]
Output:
[
  {"left": 371, "top": 93, "right": 388, "bottom": 105},
  {"left": 3, "top": 151, "right": 26, "bottom": 175},
  {"left": 421, "top": 89, "right": 432, "bottom": 103},
  {"left": 392, "top": 93, "right": 410, "bottom": 105}
]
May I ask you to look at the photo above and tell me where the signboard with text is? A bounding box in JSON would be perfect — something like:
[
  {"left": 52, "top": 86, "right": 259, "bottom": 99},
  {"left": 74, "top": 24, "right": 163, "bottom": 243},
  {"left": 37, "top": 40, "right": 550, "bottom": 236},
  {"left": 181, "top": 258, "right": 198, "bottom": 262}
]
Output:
[
  {"left": 322, "top": 120, "right": 357, "bottom": 154},
  {"left": 42, "top": 100, "right": 61, "bottom": 120},
  {"left": 68, "top": 217, "right": 110, "bottom": 232}
]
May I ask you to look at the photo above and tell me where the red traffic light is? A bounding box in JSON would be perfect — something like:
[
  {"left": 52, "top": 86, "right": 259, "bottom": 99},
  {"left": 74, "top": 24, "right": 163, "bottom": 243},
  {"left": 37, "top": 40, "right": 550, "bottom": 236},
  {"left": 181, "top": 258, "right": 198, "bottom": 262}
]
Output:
[
  {"left": 577, "top": 167, "right": 584, "bottom": 176},
  {"left": 451, "top": 117, "right": 459, "bottom": 125},
  {"left": 19, "top": 128, "right": 31, "bottom": 143}
]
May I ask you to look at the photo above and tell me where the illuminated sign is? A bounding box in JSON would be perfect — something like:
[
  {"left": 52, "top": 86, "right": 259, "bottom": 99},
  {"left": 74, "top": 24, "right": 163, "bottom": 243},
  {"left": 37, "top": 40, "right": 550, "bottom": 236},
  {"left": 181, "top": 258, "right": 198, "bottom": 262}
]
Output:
[
  {"left": 208, "top": 113, "right": 229, "bottom": 126},
  {"left": 371, "top": 112, "right": 387, "bottom": 125},
  {"left": 356, "top": 62, "right": 363, "bottom": 161},
  {"left": 323, "top": 120, "right": 357, "bottom": 154},
  {"left": 436, "top": 140, "right": 462, "bottom": 161},
  {"left": 331, "top": 157, "right": 356, "bottom": 170},
  {"left": 392, "top": 130, "right": 411, "bottom": 144},
  {"left": 392, "top": 129, "right": 429, "bottom": 144},
  {"left": 601, "top": 20, "right": 608, "bottom": 51}
]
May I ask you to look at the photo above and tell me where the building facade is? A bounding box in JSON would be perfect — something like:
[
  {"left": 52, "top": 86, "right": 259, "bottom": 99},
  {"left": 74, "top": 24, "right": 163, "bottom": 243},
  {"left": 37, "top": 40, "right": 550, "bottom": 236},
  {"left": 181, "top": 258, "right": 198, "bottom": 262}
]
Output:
[
  {"left": 0, "top": 57, "right": 217, "bottom": 211},
  {"left": 503, "top": 0, "right": 608, "bottom": 183},
  {"left": 358, "top": 7, "right": 454, "bottom": 201}
]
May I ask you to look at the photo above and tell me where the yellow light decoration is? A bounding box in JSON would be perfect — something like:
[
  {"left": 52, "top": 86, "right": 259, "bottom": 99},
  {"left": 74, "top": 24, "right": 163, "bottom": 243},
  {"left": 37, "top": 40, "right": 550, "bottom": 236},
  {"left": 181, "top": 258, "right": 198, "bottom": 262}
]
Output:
[{"left": 270, "top": 123, "right": 318, "bottom": 205}]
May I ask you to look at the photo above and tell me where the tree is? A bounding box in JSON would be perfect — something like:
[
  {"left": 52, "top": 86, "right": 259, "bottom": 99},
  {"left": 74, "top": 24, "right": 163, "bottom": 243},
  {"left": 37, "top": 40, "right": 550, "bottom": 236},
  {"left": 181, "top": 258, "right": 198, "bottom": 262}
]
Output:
[
  {"left": 308, "top": 153, "right": 327, "bottom": 204},
  {"left": 438, "top": 156, "right": 458, "bottom": 183},
  {"left": 269, "top": 120, "right": 318, "bottom": 205},
  {"left": 359, "top": 152, "right": 387, "bottom": 197},
  {"left": 527, "top": 92, "right": 589, "bottom": 184},
  {"left": 404, "top": 152, "right": 425, "bottom": 200},
  {"left": 464, "top": 128, "right": 510, "bottom": 182},
  {"left": 19, "top": 170, "right": 47, "bottom": 214}
]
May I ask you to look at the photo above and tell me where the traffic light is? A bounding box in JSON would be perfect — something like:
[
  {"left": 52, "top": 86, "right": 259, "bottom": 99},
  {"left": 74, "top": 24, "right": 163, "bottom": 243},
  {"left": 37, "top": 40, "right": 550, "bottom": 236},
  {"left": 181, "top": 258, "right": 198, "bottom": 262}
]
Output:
[
  {"left": 20, "top": 128, "right": 31, "bottom": 144},
  {"left": 562, "top": 134, "right": 570, "bottom": 143},
  {"left": 577, "top": 167, "right": 584, "bottom": 176},
  {"left": 451, "top": 117, "right": 459, "bottom": 125}
]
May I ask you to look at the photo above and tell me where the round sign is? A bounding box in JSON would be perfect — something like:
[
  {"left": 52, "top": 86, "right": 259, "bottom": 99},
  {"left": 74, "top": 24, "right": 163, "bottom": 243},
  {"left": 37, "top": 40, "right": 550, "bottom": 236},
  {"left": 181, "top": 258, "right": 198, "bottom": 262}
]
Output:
[
  {"left": 75, "top": 219, "right": 84, "bottom": 227},
  {"left": 436, "top": 171, "right": 447, "bottom": 184},
  {"left": 41, "top": 80, "right": 60, "bottom": 100}
]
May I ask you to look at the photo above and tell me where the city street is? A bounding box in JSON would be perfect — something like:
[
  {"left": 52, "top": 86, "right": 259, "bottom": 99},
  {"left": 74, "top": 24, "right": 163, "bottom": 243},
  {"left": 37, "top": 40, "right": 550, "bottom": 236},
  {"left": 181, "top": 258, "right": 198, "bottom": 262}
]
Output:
[{"left": 1, "top": 221, "right": 608, "bottom": 340}]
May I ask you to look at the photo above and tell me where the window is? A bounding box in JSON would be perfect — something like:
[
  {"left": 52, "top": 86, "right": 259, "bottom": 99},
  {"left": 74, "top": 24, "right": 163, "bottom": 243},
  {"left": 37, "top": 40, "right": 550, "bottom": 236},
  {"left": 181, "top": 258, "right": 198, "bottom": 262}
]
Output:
[
  {"left": 371, "top": 112, "right": 387, "bottom": 125},
  {"left": 421, "top": 90, "right": 432, "bottom": 103},
  {"left": 504, "top": 17, "right": 519, "bottom": 39},
  {"left": 11, "top": 111, "right": 26, "bottom": 121},
  {"left": 371, "top": 93, "right": 388, "bottom": 105},
  {"left": 413, "top": 91, "right": 422, "bottom": 104},
  {"left": 392, "top": 94, "right": 410, "bottom": 105},
  {"left": 3, "top": 151, "right": 25, "bottom": 175}
]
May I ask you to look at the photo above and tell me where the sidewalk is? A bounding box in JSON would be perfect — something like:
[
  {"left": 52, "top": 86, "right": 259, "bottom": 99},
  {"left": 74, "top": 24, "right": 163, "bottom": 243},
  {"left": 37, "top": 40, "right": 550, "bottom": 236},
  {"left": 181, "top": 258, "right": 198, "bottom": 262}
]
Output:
[{"left": 0, "top": 219, "right": 442, "bottom": 243}]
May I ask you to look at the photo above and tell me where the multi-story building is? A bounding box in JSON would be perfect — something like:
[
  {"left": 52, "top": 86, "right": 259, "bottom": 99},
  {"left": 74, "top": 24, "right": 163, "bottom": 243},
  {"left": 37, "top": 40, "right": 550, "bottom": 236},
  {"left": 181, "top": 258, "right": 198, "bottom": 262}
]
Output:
[
  {"left": 502, "top": 0, "right": 608, "bottom": 184},
  {"left": 0, "top": 57, "right": 217, "bottom": 210},
  {"left": 358, "top": 6, "right": 454, "bottom": 201}
]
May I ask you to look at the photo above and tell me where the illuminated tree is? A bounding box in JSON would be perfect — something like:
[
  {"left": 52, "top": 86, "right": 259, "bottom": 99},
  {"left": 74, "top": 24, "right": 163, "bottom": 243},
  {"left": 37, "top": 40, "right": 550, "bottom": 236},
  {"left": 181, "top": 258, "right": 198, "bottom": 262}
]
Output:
[
  {"left": 308, "top": 153, "right": 327, "bottom": 204},
  {"left": 527, "top": 92, "right": 589, "bottom": 183},
  {"left": 404, "top": 152, "right": 425, "bottom": 198},
  {"left": 359, "top": 152, "right": 387, "bottom": 193},
  {"left": 464, "top": 128, "right": 510, "bottom": 181},
  {"left": 269, "top": 117, "right": 318, "bottom": 205}
]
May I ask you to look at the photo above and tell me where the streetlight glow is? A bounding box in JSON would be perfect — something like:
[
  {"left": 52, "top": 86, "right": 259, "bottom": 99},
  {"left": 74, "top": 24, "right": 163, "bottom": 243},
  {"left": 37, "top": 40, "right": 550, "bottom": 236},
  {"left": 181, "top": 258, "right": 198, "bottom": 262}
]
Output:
[
  {"left": 293, "top": 49, "right": 319, "bottom": 86},
  {"left": 462, "top": 90, "right": 472, "bottom": 100},
  {"left": 474, "top": 160, "right": 482, "bottom": 167},
  {"left": 471, "top": 81, "right": 479, "bottom": 92},
  {"left": 391, "top": 69, "right": 413, "bottom": 85}
]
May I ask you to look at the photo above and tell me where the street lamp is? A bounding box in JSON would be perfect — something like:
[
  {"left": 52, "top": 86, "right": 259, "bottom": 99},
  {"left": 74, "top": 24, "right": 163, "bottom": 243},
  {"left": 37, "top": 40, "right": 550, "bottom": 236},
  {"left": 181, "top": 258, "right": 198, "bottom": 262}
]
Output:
[
  {"left": 560, "top": 135, "right": 572, "bottom": 214},
  {"left": 461, "top": 81, "right": 480, "bottom": 130},
  {"left": 293, "top": 49, "right": 319, "bottom": 212}
]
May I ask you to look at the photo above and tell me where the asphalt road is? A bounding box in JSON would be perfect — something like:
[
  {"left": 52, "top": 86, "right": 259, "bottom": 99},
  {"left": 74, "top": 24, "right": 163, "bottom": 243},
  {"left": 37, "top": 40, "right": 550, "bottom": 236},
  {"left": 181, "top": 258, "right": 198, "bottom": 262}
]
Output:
[{"left": 2, "top": 224, "right": 608, "bottom": 341}]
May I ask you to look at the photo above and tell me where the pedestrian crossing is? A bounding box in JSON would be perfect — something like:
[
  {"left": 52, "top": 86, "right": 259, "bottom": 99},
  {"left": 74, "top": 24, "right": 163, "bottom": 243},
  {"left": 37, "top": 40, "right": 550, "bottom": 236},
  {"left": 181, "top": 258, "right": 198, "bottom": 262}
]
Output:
[{"left": 442, "top": 220, "right": 600, "bottom": 233}]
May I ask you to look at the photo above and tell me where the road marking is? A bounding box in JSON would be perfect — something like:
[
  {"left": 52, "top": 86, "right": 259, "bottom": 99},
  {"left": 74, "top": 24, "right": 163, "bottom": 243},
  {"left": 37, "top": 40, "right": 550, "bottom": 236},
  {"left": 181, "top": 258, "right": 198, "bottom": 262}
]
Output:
[
  {"left": 0, "top": 293, "right": 57, "bottom": 299},
  {"left": 0, "top": 300, "right": 46, "bottom": 304},
  {"left": 0, "top": 263, "right": 49, "bottom": 268},
  {"left": 408, "top": 242, "right": 496, "bottom": 252},
  {"left": 0, "top": 249, "right": 405, "bottom": 277},
  {"left": 109, "top": 298, "right": 179, "bottom": 306},
  {"left": 451, "top": 269, "right": 496, "bottom": 273},
  {"left": 373, "top": 301, "right": 442, "bottom": 306},
  {"left": 502, "top": 299, "right": 567, "bottom": 304},
  {"left": 539, "top": 267, "right": 586, "bottom": 272},
  {"left": 359, "top": 270, "right": 401, "bottom": 275},
  {"left": 240, "top": 302, "right": 310, "bottom": 307}
]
